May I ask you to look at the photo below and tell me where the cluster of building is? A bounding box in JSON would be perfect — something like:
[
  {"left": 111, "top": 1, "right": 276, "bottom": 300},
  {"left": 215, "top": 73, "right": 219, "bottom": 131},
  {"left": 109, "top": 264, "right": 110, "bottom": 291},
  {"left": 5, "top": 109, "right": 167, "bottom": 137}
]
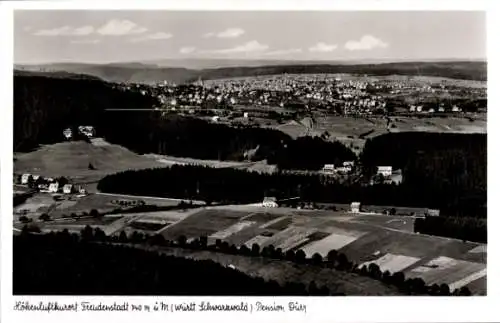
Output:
[
  {"left": 19, "top": 173, "right": 86, "bottom": 196},
  {"left": 322, "top": 161, "right": 356, "bottom": 175},
  {"left": 119, "top": 74, "right": 484, "bottom": 118}
]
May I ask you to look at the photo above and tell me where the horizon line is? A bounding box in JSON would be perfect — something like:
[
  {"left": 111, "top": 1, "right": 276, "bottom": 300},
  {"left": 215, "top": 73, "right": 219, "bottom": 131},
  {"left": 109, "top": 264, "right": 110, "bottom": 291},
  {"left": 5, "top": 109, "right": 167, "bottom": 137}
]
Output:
[{"left": 14, "top": 57, "right": 487, "bottom": 66}]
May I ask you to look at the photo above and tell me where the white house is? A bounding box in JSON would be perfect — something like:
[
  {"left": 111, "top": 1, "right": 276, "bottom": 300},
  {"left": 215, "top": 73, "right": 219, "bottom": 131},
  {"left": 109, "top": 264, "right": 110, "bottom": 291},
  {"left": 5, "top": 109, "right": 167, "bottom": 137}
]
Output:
[
  {"left": 426, "top": 209, "right": 440, "bottom": 217},
  {"left": 63, "top": 128, "right": 72, "bottom": 140},
  {"left": 211, "top": 116, "right": 220, "bottom": 123},
  {"left": 350, "top": 202, "right": 361, "bottom": 214},
  {"left": 63, "top": 184, "right": 73, "bottom": 194},
  {"left": 416, "top": 106, "right": 423, "bottom": 112},
  {"left": 243, "top": 112, "right": 249, "bottom": 118},
  {"left": 377, "top": 166, "right": 393, "bottom": 177},
  {"left": 322, "top": 164, "right": 335, "bottom": 173},
  {"left": 452, "top": 105, "right": 461, "bottom": 112},
  {"left": 21, "top": 173, "right": 31, "bottom": 185},
  {"left": 262, "top": 197, "right": 278, "bottom": 208},
  {"left": 48, "top": 182, "right": 59, "bottom": 193}
]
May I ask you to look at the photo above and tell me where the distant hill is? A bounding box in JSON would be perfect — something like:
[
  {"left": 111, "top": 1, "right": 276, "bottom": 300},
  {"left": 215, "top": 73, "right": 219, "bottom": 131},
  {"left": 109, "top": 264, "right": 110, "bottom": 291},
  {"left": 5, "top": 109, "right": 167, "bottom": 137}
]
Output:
[{"left": 15, "top": 60, "right": 487, "bottom": 84}]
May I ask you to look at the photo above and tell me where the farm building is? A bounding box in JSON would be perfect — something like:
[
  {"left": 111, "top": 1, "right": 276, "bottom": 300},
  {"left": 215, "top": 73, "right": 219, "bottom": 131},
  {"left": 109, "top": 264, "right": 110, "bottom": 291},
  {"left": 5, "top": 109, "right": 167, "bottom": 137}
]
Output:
[
  {"left": 426, "top": 209, "right": 440, "bottom": 217},
  {"left": 78, "top": 186, "right": 87, "bottom": 195},
  {"left": 48, "top": 182, "right": 59, "bottom": 193},
  {"left": 63, "top": 128, "right": 72, "bottom": 140},
  {"left": 322, "top": 164, "right": 335, "bottom": 173},
  {"left": 63, "top": 184, "right": 73, "bottom": 194},
  {"left": 262, "top": 197, "right": 279, "bottom": 208},
  {"left": 350, "top": 202, "right": 361, "bottom": 214},
  {"left": 21, "top": 173, "right": 31, "bottom": 184},
  {"left": 377, "top": 166, "right": 393, "bottom": 177}
]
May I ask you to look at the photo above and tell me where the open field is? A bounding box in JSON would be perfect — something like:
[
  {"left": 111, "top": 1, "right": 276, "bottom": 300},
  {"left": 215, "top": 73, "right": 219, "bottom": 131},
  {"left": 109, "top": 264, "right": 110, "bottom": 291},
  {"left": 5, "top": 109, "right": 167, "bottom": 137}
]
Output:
[
  {"left": 14, "top": 193, "right": 56, "bottom": 217},
  {"left": 29, "top": 203, "right": 487, "bottom": 294},
  {"left": 14, "top": 140, "right": 165, "bottom": 191},
  {"left": 159, "top": 209, "right": 250, "bottom": 241},
  {"left": 142, "top": 245, "right": 403, "bottom": 296},
  {"left": 143, "top": 153, "right": 277, "bottom": 174},
  {"left": 271, "top": 115, "right": 487, "bottom": 155}
]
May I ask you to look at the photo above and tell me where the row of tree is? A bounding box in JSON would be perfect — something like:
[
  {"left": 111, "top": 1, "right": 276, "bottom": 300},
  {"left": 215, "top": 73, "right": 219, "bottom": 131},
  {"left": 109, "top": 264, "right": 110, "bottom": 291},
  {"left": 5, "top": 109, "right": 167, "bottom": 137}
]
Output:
[
  {"left": 414, "top": 216, "right": 486, "bottom": 243},
  {"left": 14, "top": 229, "right": 331, "bottom": 296},
  {"left": 97, "top": 164, "right": 480, "bottom": 214}
]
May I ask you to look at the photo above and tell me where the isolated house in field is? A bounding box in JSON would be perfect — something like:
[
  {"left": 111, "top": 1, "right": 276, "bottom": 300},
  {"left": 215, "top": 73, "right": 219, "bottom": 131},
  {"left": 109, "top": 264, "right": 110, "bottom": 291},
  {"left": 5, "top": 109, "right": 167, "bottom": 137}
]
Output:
[
  {"left": 21, "top": 173, "right": 31, "bottom": 185},
  {"left": 262, "top": 197, "right": 278, "bottom": 208},
  {"left": 63, "top": 128, "right": 72, "bottom": 140},
  {"left": 350, "top": 202, "right": 361, "bottom": 214},
  {"left": 63, "top": 184, "right": 73, "bottom": 194},
  {"left": 48, "top": 182, "right": 59, "bottom": 193},
  {"left": 426, "top": 209, "right": 440, "bottom": 217},
  {"left": 452, "top": 105, "right": 461, "bottom": 112},
  {"left": 377, "top": 166, "right": 393, "bottom": 177},
  {"left": 322, "top": 164, "right": 335, "bottom": 173}
]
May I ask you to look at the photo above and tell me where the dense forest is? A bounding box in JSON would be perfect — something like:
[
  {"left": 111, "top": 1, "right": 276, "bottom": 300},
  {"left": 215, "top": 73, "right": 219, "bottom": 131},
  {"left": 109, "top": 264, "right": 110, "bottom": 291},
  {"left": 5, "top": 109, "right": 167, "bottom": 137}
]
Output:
[
  {"left": 361, "top": 132, "right": 486, "bottom": 217},
  {"left": 414, "top": 216, "right": 486, "bottom": 243},
  {"left": 97, "top": 164, "right": 482, "bottom": 216},
  {"left": 13, "top": 231, "right": 327, "bottom": 296},
  {"left": 14, "top": 73, "right": 355, "bottom": 169}
]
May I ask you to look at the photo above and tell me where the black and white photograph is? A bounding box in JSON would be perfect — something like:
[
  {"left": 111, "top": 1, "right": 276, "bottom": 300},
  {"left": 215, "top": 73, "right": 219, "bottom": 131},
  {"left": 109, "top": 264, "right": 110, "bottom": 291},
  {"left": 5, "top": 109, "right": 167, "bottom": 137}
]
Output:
[{"left": 1, "top": 2, "right": 497, "bottom": 322}]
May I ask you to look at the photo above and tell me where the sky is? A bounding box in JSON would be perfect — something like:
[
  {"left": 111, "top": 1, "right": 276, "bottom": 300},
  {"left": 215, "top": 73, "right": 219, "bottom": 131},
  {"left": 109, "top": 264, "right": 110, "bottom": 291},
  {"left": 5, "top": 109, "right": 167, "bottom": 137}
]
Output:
[{"left": 14, "top": 10, "right": 486, "bottom": 64}]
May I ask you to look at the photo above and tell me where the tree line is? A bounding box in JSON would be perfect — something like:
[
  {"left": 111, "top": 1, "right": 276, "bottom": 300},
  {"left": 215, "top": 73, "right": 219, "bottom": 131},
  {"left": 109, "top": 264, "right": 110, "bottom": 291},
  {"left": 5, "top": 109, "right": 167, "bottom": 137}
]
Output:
[
  {"left": 97, "top": 164, "right": 480, "bottom": 214},
  {"left": 15, "top": 227, "right": 473, "bottom": 296},
  {"left": 414, "top": 216, "right": 486, "bottom": 243}
]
